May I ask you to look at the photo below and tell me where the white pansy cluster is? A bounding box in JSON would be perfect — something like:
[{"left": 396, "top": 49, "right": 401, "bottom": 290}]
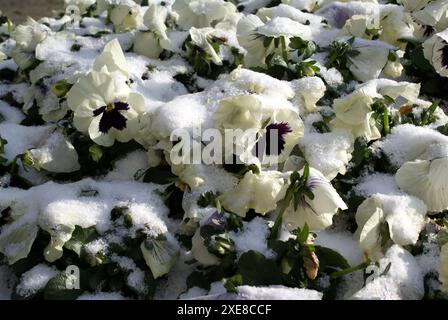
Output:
[{"left": 0, "top": 0, "right": 447, "bottom": 300}]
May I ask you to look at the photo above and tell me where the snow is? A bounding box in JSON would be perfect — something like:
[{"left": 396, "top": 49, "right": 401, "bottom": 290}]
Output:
[
  {"left": 229, "top": 217, "right": 275, "bottom": 258},
  {"left": 354, "top": 173, "right": 402, "bottom": 197},
  {"left": 299, "top": 128, "right": 353, "bottom": 180},
  {"left": 373, "top": 124, "right": 448, "bottom": 167},
  {"left": 151, "top": 93, "right": 211, "bottom": 139},
  {"left": 0, "top": 179, "right": 170, "bottom": 263},
  {"left": 349, "top": 245, "right": 425, "bottom": 300},
  {"left": 415, "top": 231, "right": 441, "bottom": 276},
  {"left": 188, "top": 285, "right": 324, "bottom": 300},
  {"left": 235, "top": 285, "right": 323, "bottom": 300},
  {"left": 0, "top": 123, "right": 51, "bottom": 160},
  {"left": 0, "top": 100, "right": 25, "bottom": 124},
  {"left": 104, "top": 150, "right": 148, "bottom": 181},
  {"left": 315, "top": 230, "right": 364, "bottom": 266},
  {"left": 0, "top": 0, "right": 445, "bottom": 302},
  {"left": 15, "top": 264, "right": 58, "bottom": 298}
]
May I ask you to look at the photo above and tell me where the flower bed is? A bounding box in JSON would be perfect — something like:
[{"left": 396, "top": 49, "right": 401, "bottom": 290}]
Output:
[{"left": 0, "top": 0, "right": 447, "bottom": 300}]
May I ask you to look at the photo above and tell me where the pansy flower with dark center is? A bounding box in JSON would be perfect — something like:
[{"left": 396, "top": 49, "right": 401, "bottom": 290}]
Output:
[
  {"left": 253, "top": 122, "right": 293, "bottom": 158},
  {"left": 423, "top": 30, "right": 448, "bottom": 77},
  {"left": 93, "top": 101, "right": 130, "bottom": 134}
]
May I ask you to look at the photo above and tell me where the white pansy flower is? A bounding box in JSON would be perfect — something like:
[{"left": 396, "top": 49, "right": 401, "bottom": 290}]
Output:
[
  {"left": 375, "top": 124, "right": 448, "bottom": 168},
  {"left": 236, "top": 15, "right": 268, "bottom": 68},
  {"left": 143, "top": 1, "right": 172, "bottom": 40},
  {"left": 299, "top": 129, "right": 354, "bottom": 181},
  {"left": 64, "top": 0, "right": 95, "bottom": 14},
  {"left": 330, "top": 89, "right": 381, "bottom": 141},
  {"left": 67, "top": 40, "right": 144, "bottom": 147},
  {"left": 133, "top": 31, "right": 163, "bottom": 59},
  {"left": 219, "top": 170, "right": 288, "bottom": 217},
  {"left": 191, "top": 229, "right": 221, "bottom": 266},
  {"left": 173, "top": 0, "right": 237, "bottom": 30},
  {"left": 229, "top": 66, "right": 295, "bottom": 99},
  {"left": 348, "top": 42, "right": 391, "bottom": 82},
  {"left": 214, "top": 95, "right": 264, "bottom": 131},
  {"left": 256, "top": 17, "right": 311, "bottom": 39},
  {"left": 283, "top": 167, "right": 347, "bottom": 231},
  {"left": 93, "top": 39, "right": 129, "bottom": 77},
  {"left": 237, "top": 14, "right": 311, "bottom": 68},
  {"left": 398, "top": 0, "right": 431, "bottom": 12},
  {"left": 0, "top": 51, "right": 7, "bottom": 61},
  {"left": 355, "top": 194, "right": 427, "bottom": 260},
  {"left": 0, "top": 222, "right": 38, "bottom": 265},
  {"left": 11, "top": 18, "right": 50, "bottom": 70},
  {"left": 110, "top": 4, "right": 142, "bottom": 33},
  {"left": 341, "top": 9, "right": 414, "bottom": 48},
  {"left": 379, "top": 6, "right": 415, "bottom": 46},
  {"left": 423, "top": 29, "right": 448, "bottom": 77},
  {"left": 67, "top": 69, "right": 144, "bottom": 147},
  {"left": 382, "top": 59, "right": 404, "bottom": 78},
  {"left": 291, "top": 77, "right": 326, "bottom": 113},
  {"left": 38, "top": 201, "right": 95, "bottom": 262},
  {"left": 251, "top": 107, "right": 304, "bottom": 166},
  {"left": 27, "top": 129, "right": 80, "bottom": 173},
  {"left": 358, "top": 78, "right": 421, "bottom": 103},
  {"left": 412, "top": 0, "right": 448, "bottom": 32},
  {"left": 395, "top": 157, "right": 448, "bottom": 212},
  {"left": 189, "top": 27, "right": 222, "bottom": 65},
  {"left": 214, "top": 94, "right": 303, "bottom": 164},
  {"left": 21, "top": 61, "right": 71, "bottom": 122},
  {"left": 440, "top": 243, "right": 448, "bottom": 293},
  {"left": 340, "top": 15, "right": 372, "bottom": 39},
  {"left": 140, "top": 235, "right": 179, "bottom": 279}
]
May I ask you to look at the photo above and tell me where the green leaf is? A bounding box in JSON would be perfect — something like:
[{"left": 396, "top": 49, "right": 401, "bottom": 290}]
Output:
[
  {"left": 315, "top": 246, "right": 350, "bottom": 271},
  {"left": 237, "top": 251, "right": 282, "bottom": 286},
  {"left": 437, "top": 124, "right": 448, "bottom": 136},
  {"left": 64, "top": 226, "right": 99, "bottom": 256},
  {"left": 197, "top": 191, "right": 219, "bottom": 208},
  {"left": 297, "top": 224, "right": 309, "bottom": 244},
  {"left": 44, "top": 272, "right": 83, "bottom": 300},
  {"left": 51, "top": 80, "right": 73, "bottom": 98},
  {"left": 410, "top": 44, "right": 434, "bottom": 72},
  {"left": 352, "top": 138, "right": 370, "bottom": 167},
  {"left": 187, "top": 271, "right": 211, "bottom": 290},
  {"left": 301, "top": 164, "right": 310, "bottom": 183},
  {"left": 0, "top": 135, "right": 7, "bottom": 154},
  {"left": 140, "top": 166, "right": 178, "bottom": 185},
  {"left": 110, "top": 206, "right": 130, "bottom": 221},
  {"left": 380, "top": 262, "right": 392, "bottom": 276},
  {"left": 421, "top": 100, "right": 439, "bottom": 126},
  {"left": 224, "top": 274, "right": 243, "bottom": 293}
]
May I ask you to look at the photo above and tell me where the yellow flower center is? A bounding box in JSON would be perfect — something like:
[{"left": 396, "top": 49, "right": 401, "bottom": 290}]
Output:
[{"left": 105, "top": 104, "right": 114, "bottom": 113}]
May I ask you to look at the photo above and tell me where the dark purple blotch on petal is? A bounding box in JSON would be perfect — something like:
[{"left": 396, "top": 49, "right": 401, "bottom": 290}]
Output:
[
  {"left": 424, "top": 25, "right": 434, "bottom": 37},
  {"left": 265, "top": 122, "right": 293, "bottom": 156},
  {"left": 93, "top": 102, "right": 130, "bottom": 134},
  {"left": 440, "top": 42, "right": 448, "bottom": 69}
]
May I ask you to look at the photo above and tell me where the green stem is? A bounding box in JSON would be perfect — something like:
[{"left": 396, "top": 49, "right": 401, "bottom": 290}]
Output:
[
  {"left": 324, "top": 52, "right": 337, "bottom": 69},
  {"left": 330, "top": 259, "right": 371, "bottom": 280},
  {"left": 270, "top": 191, "right": 293, "bottom": 240},
  {"left": 383, "top": 108, "right": 390, "bottom": 136},
  {"left": 280, "top": 36, "right": 288, "bottom": 62}
]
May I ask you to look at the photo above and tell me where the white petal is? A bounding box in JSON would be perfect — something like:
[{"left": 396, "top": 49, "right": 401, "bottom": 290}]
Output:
[{"left": 396, "top": 158, "right": 448, "bottom": 212}]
